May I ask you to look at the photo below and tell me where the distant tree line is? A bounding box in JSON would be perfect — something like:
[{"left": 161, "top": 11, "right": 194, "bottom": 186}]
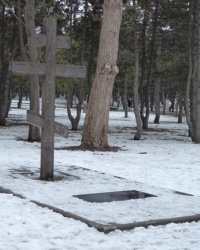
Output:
[{"left": 1, "top": 0, "right": 200, "bottom": 146}]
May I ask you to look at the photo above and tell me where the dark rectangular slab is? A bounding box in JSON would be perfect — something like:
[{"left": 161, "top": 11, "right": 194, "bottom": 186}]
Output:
[{"left": 73, "top": 190, "right": 157, "bottom": 203}]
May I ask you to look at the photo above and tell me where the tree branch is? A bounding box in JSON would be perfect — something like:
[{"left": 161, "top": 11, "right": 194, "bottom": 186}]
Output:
[
  {"left": 2, "top": 0, "right": 25, "bottom": 13},
  {"left": 2, "top": 0, "right": 25, "bottom": 25},
  {"left": 34, "top": 0, "right": 46, "bottom": 14}
]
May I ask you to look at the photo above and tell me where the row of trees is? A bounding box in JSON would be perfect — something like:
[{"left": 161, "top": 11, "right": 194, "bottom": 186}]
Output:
[{"left": 0, "top": 0, "right": 200, "bottom": 147}]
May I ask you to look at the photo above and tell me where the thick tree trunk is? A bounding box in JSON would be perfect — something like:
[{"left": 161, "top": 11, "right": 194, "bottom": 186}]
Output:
[{"left": 81, "top": 0, "right": 123, "bottom": 148}]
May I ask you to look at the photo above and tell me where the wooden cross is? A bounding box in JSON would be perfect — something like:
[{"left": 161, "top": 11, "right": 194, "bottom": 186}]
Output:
[{"left": 10, "top": 18, "right": 86, "bottom": 180}]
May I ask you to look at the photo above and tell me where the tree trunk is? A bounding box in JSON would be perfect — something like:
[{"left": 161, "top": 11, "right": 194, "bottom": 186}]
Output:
[
  {"left": 139, "top": 2, "right": 148, "bottom": 129},
  {"left": 133, "top": 49, "right": 142, "bottom": 140},
  {"left": 124, "top": 76, "right": 128, "bottom": 118},
  {"left": 133, "top": 0, "right": 142, "bottom": 140},
  {"left": 25, "top": 0, "right": 41, "bottom": 141},
  {"left": 162, "top": 92, "right": 166, "bottom": 114},
  {"left": 178, "top": 91, "right": 183, "bottom": 123},
  {"left": 154, "top": 79, "right": 160, "bottom": 124},
  {"left": 185, "top": 1, "right": 193, "bottom": 136},
  {"left": 81, "top": 0, "right": 123, "bottom": 148},
  {"left": 185, "top": 0, "right": 200, "bottom": 142},
  {"left": 0, "top": 72, "right": 12, "bottom": 126},
  {"left": 154, "top": 43, "right": 161, "bottom": 124},
  {"left": 0, "top": 4, "right": 14, "bottom": 126},
  {"left": 17, "top": 0, "right": 28, "bottom": 110},
  {"left": 18, "top": 83, "right": 23, "bottom": 108},
  {"left": 141, "top": 0, "right": 160, "bottom": 129},
  {"left": 169, "top": 91, "right": 176, "bottom": 112}
]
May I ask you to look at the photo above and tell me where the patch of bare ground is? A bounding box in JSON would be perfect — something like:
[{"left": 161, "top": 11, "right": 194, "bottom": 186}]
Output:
[
  {"left": 55, "top": 144, "right": 120, "bottom": 152},
  {"left": 143, "top": 127, "right": 172, "bottom": 132},
  {"left": 6, "top": 121, "right": 28, "bottom": 126}
]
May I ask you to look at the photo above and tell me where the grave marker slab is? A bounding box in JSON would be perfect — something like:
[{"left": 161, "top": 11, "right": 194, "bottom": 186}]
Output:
[{"left": 73, "top": 190, "right": 157, "bottom": 203}]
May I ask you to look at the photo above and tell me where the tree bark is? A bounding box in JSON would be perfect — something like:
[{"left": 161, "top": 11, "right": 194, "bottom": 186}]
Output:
[{"left": 81, "top": 0, "right": 123, "bottom": 148}]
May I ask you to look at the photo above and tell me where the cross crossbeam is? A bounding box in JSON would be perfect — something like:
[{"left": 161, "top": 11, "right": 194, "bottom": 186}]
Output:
[{"left": 10, "top": 61, "right": 86, "bottom": 78}]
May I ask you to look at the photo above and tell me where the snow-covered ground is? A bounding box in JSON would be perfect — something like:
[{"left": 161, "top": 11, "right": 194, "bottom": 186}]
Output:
[{"left": 0, "top": 97, "right": 200, "bottom": 250}]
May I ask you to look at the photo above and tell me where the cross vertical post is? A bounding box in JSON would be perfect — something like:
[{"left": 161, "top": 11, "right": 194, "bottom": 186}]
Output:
[{"left": 40, "top": 18, "right": 57, "bottom": 180}]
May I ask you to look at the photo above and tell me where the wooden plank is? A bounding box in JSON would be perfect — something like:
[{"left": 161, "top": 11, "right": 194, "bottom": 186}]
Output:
[
  {"left": 27, "top": 110, "right": 68, "bottom": 137},
  {"left": 29, "top": 34, "right": 71, "bottom": 49},
  {"left": 54, "top": 121, "right": 68, "bottom": 138},
  {"left": 10, "top": 61, "right": 45, "bottom": 75},
  {"left": 26, "top": 110, "right": 44, "bottom": 128},
  {"left": 10, "top": 61, "right": 86, "bottom": 78}
]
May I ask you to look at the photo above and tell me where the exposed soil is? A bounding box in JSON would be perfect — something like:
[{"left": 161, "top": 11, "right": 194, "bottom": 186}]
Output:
[{"left": 55, "top": 144, "right": 120, "bottom": 152}]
